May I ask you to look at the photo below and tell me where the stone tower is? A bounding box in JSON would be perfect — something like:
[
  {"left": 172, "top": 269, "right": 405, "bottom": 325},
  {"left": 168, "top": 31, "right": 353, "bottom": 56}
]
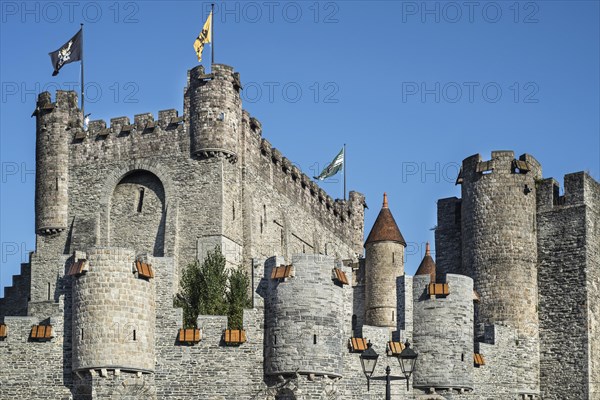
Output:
[
  {"left": 412, "top": 272, "right": 475, "bottom": 395},
  {"left": 72, "top": 248, "right": 156, "bottom": 398},
  {"left": 460, "top": 151, "right": 541, "bottom": 333},
  {"left": 460, "top": 151, "right": 542, "bottom": 395},
  {"left": 185, "top": 64, "right": 242, "bottom": 162},
  {"left": 264, "top": 254, "right": 345, "bottom": 378},
  {"left": 34, "top": 91, "right": 79, "bottom": 234},
  {"left": 364, "top": 193, "right": 406, "bottom": 327}
]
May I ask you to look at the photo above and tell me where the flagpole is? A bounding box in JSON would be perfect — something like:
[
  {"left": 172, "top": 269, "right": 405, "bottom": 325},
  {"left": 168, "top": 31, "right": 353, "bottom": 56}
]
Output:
[
  {"left": 343, "top": 143, "right": 347, "bottom": 200},
  {"left": 80, "top": 23, "right": 84, "bottom": 122},
  {"left": 211, "top": 3, "right": 215, "bottom": 65}
]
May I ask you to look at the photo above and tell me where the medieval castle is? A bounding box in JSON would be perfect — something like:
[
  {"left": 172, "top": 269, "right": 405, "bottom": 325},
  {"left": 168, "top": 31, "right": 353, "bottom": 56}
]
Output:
[{"left": 0, "top": 63, "right": 598, "bottom": 400}]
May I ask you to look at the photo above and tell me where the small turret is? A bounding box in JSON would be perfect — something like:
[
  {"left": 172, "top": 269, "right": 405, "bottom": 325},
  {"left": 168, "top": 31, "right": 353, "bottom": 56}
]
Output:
[
  {"left": 415, "top": 242, "right": 436, "bottom": 283},
  {"left": 34, "top": 91, "right": 79, "bottom": 234},
  {"left": 364, "top": 193, "right": 406, "bottom": 327},
  {"left": 185, "top": 64, "right": 242, "bottom": 162}
]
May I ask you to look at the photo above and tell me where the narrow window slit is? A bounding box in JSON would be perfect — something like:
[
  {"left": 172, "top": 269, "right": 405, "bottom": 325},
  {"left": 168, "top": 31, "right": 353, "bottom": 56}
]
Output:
[{"left": 137, "top": 188, "right": 145, "bottom": 213}]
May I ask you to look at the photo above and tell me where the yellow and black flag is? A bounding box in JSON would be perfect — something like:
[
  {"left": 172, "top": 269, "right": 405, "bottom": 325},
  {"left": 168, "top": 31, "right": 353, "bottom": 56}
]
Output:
[{"left": 193, "top": 10, "right": 212, "bottom": 62}]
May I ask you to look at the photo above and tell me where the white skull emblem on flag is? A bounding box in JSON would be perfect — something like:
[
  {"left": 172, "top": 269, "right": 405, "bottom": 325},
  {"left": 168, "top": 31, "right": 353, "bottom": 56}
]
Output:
[{"left": 58, "top": 41, "right": 73, "bottom": 67}]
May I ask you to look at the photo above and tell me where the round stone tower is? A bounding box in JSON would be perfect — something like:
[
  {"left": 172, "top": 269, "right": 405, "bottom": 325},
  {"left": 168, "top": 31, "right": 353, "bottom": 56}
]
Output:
[
  {"left": 34, "top": 91, "right": 78, "bottom": 234},
  {"left": 185, "top": 64, "right": 242, "bottom": 162},
  {"left": 264, "top": 254, "right": 345, "bottom": 378},
  {"left": 412, "top": 272, "right": 474, "bottom": 393},
  {"left": 364, "top": 193, "right": 406, "bottom": 327},
  {"left": 72, "top": 247, "right": 156, "bottom": 373},
  {"left": 460, "top": 151, "right": 541, "bottom": 335}
]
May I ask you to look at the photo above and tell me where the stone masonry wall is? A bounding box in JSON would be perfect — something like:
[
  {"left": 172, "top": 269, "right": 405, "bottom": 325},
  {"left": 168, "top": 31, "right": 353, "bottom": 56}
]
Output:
[
  {"left": 586, "top": 173, "right": 600, "bottom": 400},
  {"left": 72, "top": 247, "right": 155, "bottom": 373},
  {"left": 264, "top": 254, "right": 345, "bottom": 377},
  {"left": 435, "top": 197, "right": 463, "bottom": 279},
  {"left": 396, "top": 275, "right": 413, "bottom": 343},
  {"left": 0, "top": 262, "right": 31, "bottom": 316},
  {"left": 412, "top": 274, "right": 474, "bottom": 393},
  {"left": 153, "top": 254, "right": 264, "bottom": 399},
  {"left": 470, "top": 323, "right": 539, "bottom": 399},
  {"left": 0, "top": 315, "right": 72, "bottom": 399},
  {"left": 108, "top": 171, "right": 166, "bottom": 257},
  {"left": 537, "top": 172, "right": 599, "bottom": 400}
]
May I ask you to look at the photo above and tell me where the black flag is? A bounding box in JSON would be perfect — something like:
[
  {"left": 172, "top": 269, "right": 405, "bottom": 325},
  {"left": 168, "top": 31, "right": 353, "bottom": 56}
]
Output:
[{"left": 49, "top": 29, "right": 82, "bottom": 76}]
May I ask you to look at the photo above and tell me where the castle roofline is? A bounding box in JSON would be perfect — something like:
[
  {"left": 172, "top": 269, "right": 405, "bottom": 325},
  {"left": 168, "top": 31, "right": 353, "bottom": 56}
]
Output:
[
  {"left": 364, "top": 193, "right": 406, "bottom": 247},
  {"left": 415, "top": 242, "right": 436, "bottom": 282}
]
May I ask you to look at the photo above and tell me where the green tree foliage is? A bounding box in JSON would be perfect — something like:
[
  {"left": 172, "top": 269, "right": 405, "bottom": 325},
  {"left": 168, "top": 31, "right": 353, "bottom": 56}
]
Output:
[
  {"left": 175, "top": 246, "right": 252, "bottom": 329},
  {"left": 197, "top": 247, "right": 228, "bottom": 317},
  {"left": 227, "top": 268, "right": 252, "bottom": 330},
  {"left": 174, "top": 259, "right": 202, "bottom": 329}
]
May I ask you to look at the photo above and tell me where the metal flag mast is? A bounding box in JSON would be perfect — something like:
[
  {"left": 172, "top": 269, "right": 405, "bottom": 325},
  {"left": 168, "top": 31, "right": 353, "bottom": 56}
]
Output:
[
  {"left": 211, "top": 3, "right": 215, "bottom": 65},
  {"left": 343, "top": 143, "right": 347, "bottom": 201},
  {"left": 80, "top": 23, "right": 85, "bottom": 121}
]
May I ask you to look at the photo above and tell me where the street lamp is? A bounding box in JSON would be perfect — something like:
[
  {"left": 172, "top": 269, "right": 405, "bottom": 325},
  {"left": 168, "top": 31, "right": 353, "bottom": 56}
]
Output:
[
  {"left": 398, "top": 341, "right": 418, "bottom": 391},
  {"left": 360, "top": 341, "right": 379, "bottom": 392},
  {"left": 359, "top": 340, "right": 418, "bottom": 399}
]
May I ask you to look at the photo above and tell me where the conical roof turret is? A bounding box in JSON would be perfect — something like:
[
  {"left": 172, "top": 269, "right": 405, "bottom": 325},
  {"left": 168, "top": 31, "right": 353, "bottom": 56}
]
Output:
[
  {"left": 415, "top": 242, "right": 436, "bottom": 282},
  {"left": 364, "top": 193, "right": 406, "bottom": 247}
]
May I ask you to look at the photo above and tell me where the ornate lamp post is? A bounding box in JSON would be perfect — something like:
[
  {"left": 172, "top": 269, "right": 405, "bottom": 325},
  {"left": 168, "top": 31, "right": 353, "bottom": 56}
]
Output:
[
  {"left": 359, "top": 341, "right": 418, "bottom": 399},
  {"left": 397, "top": 341, "right": 418, "bottom": 391},
  {"left": 360, "top": 342, "right": 379, "bottom": 392}
]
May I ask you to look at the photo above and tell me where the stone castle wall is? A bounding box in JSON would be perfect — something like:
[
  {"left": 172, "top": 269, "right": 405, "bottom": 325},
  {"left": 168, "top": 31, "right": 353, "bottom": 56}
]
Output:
[
  {"left": 0, "top": 314, "right": 73, "bottom": 399},
  {"left": 434, "top": 197, "right": 462, "bottom": 279},
  {"left": 470, "top": 323, "right": 539, "bottom": 399},
  {"left": 0, "top": 262, "right": 30, "bottom": 316},
  {"left": 537, "top": 172, "right": 600, "bottom": 400}
]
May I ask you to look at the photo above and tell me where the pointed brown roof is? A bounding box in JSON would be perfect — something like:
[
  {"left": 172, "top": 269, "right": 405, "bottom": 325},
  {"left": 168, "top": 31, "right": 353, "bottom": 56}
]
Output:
[
  {"left": 364, "top": 193, "right": 407, "bottom": 247},
  {"left": 415, "top": 242, "right": 436, "bottom": 282}
]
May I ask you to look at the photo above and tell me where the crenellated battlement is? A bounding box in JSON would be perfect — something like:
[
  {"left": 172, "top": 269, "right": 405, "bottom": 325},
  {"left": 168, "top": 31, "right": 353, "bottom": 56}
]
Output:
[
  {"left": 34, "top": 90, "right": 82, "bottom": 135},
  {"left": 257, "top": 136, "right": 358, "bottom": 225},
  {"left": 36, "top": 90, "right": 79, "bottom": 110},
  {"left": 536, "top": 171, "right": 599, "bottom": 210},
  {"left": 458, "top": 151, "right": 542, "bottom": 183},
  {"left": 76, "top": 109, "right": 184, "bottom": 141}
]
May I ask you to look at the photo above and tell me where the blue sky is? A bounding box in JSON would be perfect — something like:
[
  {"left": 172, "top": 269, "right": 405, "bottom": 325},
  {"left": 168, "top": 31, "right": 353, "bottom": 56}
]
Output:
[{"left": 1, "top": 1, "right": 599, "bottom": 295}]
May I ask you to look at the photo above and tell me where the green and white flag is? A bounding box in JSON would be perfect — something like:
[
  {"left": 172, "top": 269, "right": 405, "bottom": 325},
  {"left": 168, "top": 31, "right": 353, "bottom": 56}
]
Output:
[{"left": 314, "top": 147, "right": 344, "bottom": 180}]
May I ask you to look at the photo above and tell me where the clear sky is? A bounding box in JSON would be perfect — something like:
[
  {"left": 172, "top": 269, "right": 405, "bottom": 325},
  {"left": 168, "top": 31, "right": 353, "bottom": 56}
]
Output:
[{"left": 1, "top": 1, "right": 599, "bottom": 296}]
